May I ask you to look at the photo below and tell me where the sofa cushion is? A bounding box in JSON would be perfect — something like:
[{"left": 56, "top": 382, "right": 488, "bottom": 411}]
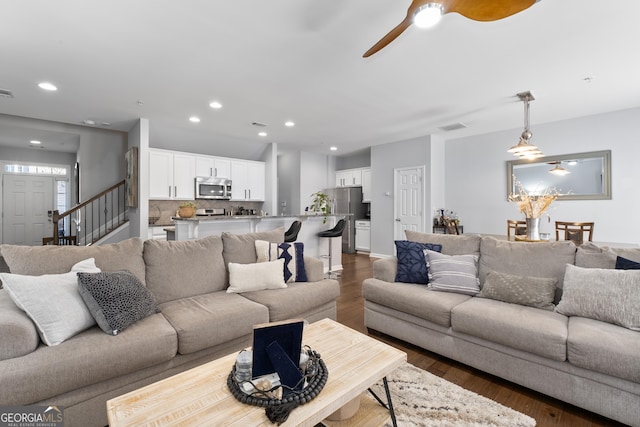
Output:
[
  {"left": 226, "top": 259, "right": 287, "bottom": 293},
  {"left": 556, "top": 264, "right": 640, "bottom": 331},
  {"left": 394, "top": 240, "right": 442, "bottom": 284},
  {"left": 0, "top": 290, "right": 39, "bottom": 360},
  {"left": 0, "top": 313, "right": 177, "bottom": 406},
  {"left": 362, "top": 278, "right": 471, "bottom": 327},
  {"left": 222, "top": 227, "right": 285, "bottom": 266},
  {"left": 159, "top": 292, "right": 268, "bottom": 355},
  {"left": 576, "top": 242, "right": 640, "bottom": 269},
  {"left": 425, "top": 250, "right": 480, "bottom": 296},
  {"left": 0, "top": 237, "right": 146, "bottom": 284},
  {"left": 77, "top": 271, "right": 160, "bottom": 336},
  {"left": 404, "top": 231, "right": 481, "bottom": 256},
  {"left": 451, "top": 298, "right": 568, "bottom": 361},
  {"left": 240, "top": 280, "right": 340, "bottom": 322},
  {"left": 255, "top": 240, "right": 307, "bottom": 283},
  {"left": 144, "top": 235, "right": 226, "bottom": 304},
  {"left": 478, "top": 271, "right": 557, "bottom": 311},
  {"left": 478, "top": 237, "right": 576, "bottom": 296},
  {"left": 567, "top": 316, "right": 640, "bottom": 382},
  {"left": 0, "top": 258, "right": 101, "bottom": 346}
]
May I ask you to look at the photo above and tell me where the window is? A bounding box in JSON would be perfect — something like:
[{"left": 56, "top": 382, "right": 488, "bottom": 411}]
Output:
[{"left": 4, "top": 164, "right": 68, "bottom": 175}]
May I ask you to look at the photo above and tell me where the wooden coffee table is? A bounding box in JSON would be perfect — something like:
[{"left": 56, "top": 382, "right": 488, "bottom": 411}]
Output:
[{"left": 107, "top": 318, "right": 406, "bottom": 426}]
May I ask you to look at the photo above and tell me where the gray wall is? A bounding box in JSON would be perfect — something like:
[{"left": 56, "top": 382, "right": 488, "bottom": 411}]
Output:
[
  {"left": 277, "top": 151, "right": 301, "bottom": 216},
  {"left": 335, "top": 147, "right": 371, "bottom": 170},
  {"left": 0, "top": 146, "right": 76, "bottom": 167}
]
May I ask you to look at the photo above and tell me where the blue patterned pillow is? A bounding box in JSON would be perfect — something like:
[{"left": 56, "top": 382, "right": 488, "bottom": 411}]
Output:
[
  {"left": 615, "top": 256, "right": 640, "bottom": 270},
  {"left": 255, "top": 240, "right": 308, "bottom": 282},
  {"left": 394, "top": 240, "right": 442, "bottom": 284}
]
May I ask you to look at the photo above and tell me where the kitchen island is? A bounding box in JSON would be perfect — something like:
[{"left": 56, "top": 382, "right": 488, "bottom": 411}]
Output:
[{"left": 172, "top": 214, "right": 348, "bottom": 273}]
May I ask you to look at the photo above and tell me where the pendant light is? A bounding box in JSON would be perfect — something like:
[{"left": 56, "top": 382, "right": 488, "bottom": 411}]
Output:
[
  {"left": 549, "top": 162, "right": 571, "bottom": 176},
  {"left": 508, "top": 91, "right": 543, "bottom": 158}
]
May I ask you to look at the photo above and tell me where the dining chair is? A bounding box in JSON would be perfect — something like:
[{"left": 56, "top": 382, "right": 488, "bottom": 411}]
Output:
[
  {"left": 555, "top": 221, "right": 594, "bottom": 245},
  {"left": 507, "top": 220, "right": 527, "bottom": 240}
]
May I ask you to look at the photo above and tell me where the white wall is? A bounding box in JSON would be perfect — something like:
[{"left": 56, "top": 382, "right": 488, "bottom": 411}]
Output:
[
  {"left": 445, "top": 107, "right": 640, "bottom": 244},
  {"left": 277, "top": 151, "right": 300, "bottom": 216},
  {"left": 300, "top": 151, "right": 331, "bottom": 213}
]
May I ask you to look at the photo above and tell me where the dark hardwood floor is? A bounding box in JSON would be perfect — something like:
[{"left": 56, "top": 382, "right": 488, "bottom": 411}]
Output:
[{"left": 335, "top": 253, "right": 625, "bottom": 427}]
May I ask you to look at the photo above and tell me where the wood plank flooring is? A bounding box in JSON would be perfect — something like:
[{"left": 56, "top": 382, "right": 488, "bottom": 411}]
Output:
[{"left": 335, "top": 253, "right": 625, "bottom": 427}]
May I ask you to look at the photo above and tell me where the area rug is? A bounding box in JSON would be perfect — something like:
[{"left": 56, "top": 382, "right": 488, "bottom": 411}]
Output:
[{"left": 368, "top": 363, "right": 536, "bottom": 427}]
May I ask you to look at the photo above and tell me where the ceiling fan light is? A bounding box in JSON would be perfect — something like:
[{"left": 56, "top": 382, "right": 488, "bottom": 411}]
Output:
[{"left": 413, "top": 3, "right": 443, "bottom": 28}]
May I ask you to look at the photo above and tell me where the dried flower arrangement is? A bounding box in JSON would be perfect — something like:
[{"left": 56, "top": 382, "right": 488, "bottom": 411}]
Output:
[{"left": 508, "top": 180, "right": 558, "bottom": 219}]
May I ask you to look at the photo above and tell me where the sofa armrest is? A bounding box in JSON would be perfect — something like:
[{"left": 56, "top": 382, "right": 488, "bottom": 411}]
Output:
[
  {"left": 304, "top": 256, "right": 324, "bottom": 282},
  {"left": 373, "top": 257, "right": 397, "bottom": 282}
]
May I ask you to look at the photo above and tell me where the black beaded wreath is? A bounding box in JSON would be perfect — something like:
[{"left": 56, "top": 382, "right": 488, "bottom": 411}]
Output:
[{"left": 226, "top": 347, "right": 328, "bottom": 424}]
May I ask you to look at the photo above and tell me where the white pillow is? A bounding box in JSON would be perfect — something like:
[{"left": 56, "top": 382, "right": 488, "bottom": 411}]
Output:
[
  {"left": 226, "top": 259, "right": 287, "bottom": 293},
  {"left": 0, "top": 258, "right": 101, "bottom": 346}
]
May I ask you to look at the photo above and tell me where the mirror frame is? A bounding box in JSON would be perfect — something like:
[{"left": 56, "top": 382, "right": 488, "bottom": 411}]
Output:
[{"left": 507, "top": 150, "right": 611, "bottom": 200}]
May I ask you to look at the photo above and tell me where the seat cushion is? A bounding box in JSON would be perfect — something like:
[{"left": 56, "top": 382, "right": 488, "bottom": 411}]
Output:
[
  {"left": 0, "top": 313, "right": 177, "bottom": 406},
  {"left": 144, "top": 235, "right": 227, "bottom": 304},
  {"left": 159, "top": 292, "right": 269, "bottom": 355},
  {"left": 567, "top": 316, "right": 640, "bottom": 382},
  {"left": 240, "top": 280, "right": 340, "bottom": 322},
  {"left": 451, "top": 298, "right": 568, "bottom": 361},
  {"left": 362, "top": 278, "right": 471, "bottom": 327},
  {"left": 0, "top": 238, "right": 146, "bottom": 283}
]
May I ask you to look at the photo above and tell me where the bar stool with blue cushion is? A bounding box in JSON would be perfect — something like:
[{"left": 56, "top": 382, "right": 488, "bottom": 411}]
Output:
[
  {"left": 317, "top": 219, "right": 346, "bottom": 278},
  {"left": 284, "top": 220, "right": 302, "bottom": 243}
]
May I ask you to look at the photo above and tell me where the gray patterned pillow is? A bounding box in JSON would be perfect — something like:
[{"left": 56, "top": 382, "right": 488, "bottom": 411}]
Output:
[
  {"left": 77, "top": 271, "right": 159, "bottom": 336},
  {"left": 479, "top": 271, "right": 557, "bottom": 311},
  {"left": 424, "top": 249, "right": 480, "bottom": 295}
]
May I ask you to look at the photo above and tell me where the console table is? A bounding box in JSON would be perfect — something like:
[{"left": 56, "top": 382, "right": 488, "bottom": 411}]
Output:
[{"left": 432, "top": 225, "right": 463, "bottom": 234}]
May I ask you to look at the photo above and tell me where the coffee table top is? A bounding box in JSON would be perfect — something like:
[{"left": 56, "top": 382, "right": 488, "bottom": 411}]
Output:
[{"left": 107, "top": 318, "right": 406, "bottom": 426}]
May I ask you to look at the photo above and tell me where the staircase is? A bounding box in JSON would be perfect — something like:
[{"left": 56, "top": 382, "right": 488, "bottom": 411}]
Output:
[{"left": 45, "top": 180, "right": 129, "bottom": 246}]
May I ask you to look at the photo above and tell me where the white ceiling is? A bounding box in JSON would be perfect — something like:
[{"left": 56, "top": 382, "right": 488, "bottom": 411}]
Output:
[{"left": 1, "top": 0, "right": 639, "bottom": 159}]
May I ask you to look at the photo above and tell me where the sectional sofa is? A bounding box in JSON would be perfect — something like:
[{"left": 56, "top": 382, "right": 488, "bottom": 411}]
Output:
[
  {"left": 0, "top": 227, "right": 340, "bottom": 427},
  {"left": 363, "top": 231, "right": 640, "bottom": 426}
]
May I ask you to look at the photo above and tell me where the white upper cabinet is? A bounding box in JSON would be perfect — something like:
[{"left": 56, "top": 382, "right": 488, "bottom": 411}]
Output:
[
  {"left": 195, "top": 156, "right": 231, "bottom": 178},
  {"left": 336, "top": 168, "right": 365, "bottom": 187},
  {"left": 231, "top": 160, "right": 265, "bottom": 201},
  {"left": 149, "top": 149, "right": 196, "bottom": 200},
  {"left": 361, "top": 168, "right": 371, "bottom": 202}
]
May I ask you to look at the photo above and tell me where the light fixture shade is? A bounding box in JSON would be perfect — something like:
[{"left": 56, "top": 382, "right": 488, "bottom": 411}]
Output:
[
  {"left": 507, "top": 139, "right": 538, "bottom": 154},
  {"left": 508, "top": 91, "right": 543, "bottom": 158},
  {"left": 413, "top": 3, "right": 444, "bottom": 28},
  {"left": 549, "top": 163, "right": 571, "bottom": 176}
]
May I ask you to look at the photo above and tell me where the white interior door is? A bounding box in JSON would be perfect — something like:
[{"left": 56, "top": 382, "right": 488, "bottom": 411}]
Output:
[
  {"left": 3, "top": 174, "right": 54, "bottom": 245},
  {"left": 394, "top": 166, "right": 425, "bottom": 241}
]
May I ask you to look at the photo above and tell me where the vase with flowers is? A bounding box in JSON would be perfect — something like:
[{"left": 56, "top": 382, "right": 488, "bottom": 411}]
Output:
[{"left": 508, "top": 180, "right": 558, "bottom": 240}]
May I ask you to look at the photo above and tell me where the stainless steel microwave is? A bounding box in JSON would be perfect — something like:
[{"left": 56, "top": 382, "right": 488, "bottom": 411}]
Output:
[{"left": 195, "top": 177, "right": 232, "bottom": 200}]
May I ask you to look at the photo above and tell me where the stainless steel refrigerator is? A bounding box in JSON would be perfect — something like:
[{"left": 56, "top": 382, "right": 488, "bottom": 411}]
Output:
[{"left": 325, "top": 187, "right": 368, "bottom": 253}]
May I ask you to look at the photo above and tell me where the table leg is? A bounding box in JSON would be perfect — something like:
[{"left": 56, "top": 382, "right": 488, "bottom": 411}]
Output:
[{"left": 367, "top": 376, "right": 397, "bottom": 427}]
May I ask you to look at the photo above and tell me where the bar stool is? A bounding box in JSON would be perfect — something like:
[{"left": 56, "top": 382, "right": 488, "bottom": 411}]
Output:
[
  {"left": 317, "top": 219, "right": 346, "bottom": 278},
  {"left": 284, "top": 220, "right": 302, "bottom": 243}
]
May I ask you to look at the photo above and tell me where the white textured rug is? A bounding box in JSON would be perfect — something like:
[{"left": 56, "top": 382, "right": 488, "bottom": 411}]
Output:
[{"left": 368, "top": 363, "right": 537, "bottom": 427}]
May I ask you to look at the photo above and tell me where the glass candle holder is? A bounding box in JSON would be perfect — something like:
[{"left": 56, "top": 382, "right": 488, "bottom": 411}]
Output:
[{"left": 235, "top": 350, "right": 252, "bottom": 382}]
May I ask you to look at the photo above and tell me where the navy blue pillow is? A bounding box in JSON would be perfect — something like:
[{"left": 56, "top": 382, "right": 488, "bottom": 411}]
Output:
[
  {"left": 395, "top": 240, "right": 442, "bottom": 284},
  {"left": 615, "top": 256, "right": 640, "bottom": 270}
]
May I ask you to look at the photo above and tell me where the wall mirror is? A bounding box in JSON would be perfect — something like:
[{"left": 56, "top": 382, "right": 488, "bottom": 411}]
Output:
[{"left": 507, "top": 150, "right": 611, "bottom": 200}]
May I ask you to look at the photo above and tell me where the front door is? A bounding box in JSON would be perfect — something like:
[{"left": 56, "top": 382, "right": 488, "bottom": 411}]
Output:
[
  {"left": 394, "top": 166, "right": 425, "bottom": 241},
  {"left": 3, "top": 174, "right": 54, "bottom": 245}
]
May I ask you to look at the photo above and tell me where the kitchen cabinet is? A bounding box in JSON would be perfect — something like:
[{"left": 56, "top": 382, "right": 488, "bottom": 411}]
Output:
[
  {"left": 336, "top": 168, "right": 363, "bottom": 187},
  {"left": 355, "top": 220, "right": 371, "bottom": 251},
  {"left": 149, "top": 149, "right": 196, "bottom": 200},
  {"left": 361, "top": 168, "right": 371, "bottom": 202},
  {"left": 231, "top": 160, "right": 265, "bottom": 201},
  {"left": 195, "top": 156, "right": 231, "bottom": 178}
]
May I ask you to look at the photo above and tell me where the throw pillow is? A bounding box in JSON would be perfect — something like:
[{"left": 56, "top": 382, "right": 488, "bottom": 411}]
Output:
[
  {"left": 77, "top": 271, "right": 160, "bottom": 336},
  {"left": 615, "top": 256, "right": 640, "bottom": 270},
  {"left": 478, "top": 271, "right": 557, "bottom": 311},
  {"left": 227, "top": 259, "right": 287, "bottom": 293},
  {"left": 255, "top": 240, "right": 308, "bottom": 283},
  {"left": 394, "top": 240, "right": 442, "bottom": 284},
  {"left": 424, "top": 249, "right": 480, "bottom": 295},
  {"left": 556, "top": 264, "right": 640, "bottom": 331},
  {"left": 0, "top": 258, "right": 101, "bottom": 346}
]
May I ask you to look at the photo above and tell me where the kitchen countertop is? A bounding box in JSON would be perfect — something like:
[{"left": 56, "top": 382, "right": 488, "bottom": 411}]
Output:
[{"left": 171, "top": 213, "right": 352, "bottom": 221}]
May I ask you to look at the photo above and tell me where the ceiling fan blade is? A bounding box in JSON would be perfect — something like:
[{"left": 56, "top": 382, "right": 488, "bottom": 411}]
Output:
[
  {"left": 363, "top": 0, "right": 431, "bottom": 58},
  {"left": 443, "top": 0, "right": 537, "bottom": 22}
]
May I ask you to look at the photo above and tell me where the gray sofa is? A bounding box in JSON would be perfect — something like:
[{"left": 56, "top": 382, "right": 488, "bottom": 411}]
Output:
[
  {"left": 0, "top": 227, "right": 340, "bottom": 427},
  {"left": 363, "top": 231, "right": 640, "bottom": 426}
]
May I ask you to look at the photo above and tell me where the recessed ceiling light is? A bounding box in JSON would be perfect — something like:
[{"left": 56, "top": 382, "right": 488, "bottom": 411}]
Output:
[
  {"left": 330, "top": 146, "right": 338, "bottom": 151},
  {"left": 83, "top": 119, "right": 95, "bottom": 125},
  {"left": 209, "top": 101, "right": 222, "bottom": 109},
  {"left": 38, "top": 82, "right": 57, "bottom": 91},
  {"left": 258, "top": 132, "right": 267, "bottom": 137},
  {"left": 189, "top": 116, "right": 201, "bottom": 123},
  {"left": 285, "top": 121, "right": 295, "bottom": 127},
  {"left": 30, "top": 140, "right": 42, "bottom": 145}
]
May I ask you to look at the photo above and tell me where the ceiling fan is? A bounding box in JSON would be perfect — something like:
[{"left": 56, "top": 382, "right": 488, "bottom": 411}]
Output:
[{"left": 363, "top": 0, "right": 540, "bottom": 58}]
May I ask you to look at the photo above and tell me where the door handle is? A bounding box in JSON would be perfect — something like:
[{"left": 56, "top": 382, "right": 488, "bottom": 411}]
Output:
[
  {"left": 395, "top": 218, "right": 401, "bottom": 222},
  {"left": 169, "top": 186, "right": 171, "bottom": 197}
]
